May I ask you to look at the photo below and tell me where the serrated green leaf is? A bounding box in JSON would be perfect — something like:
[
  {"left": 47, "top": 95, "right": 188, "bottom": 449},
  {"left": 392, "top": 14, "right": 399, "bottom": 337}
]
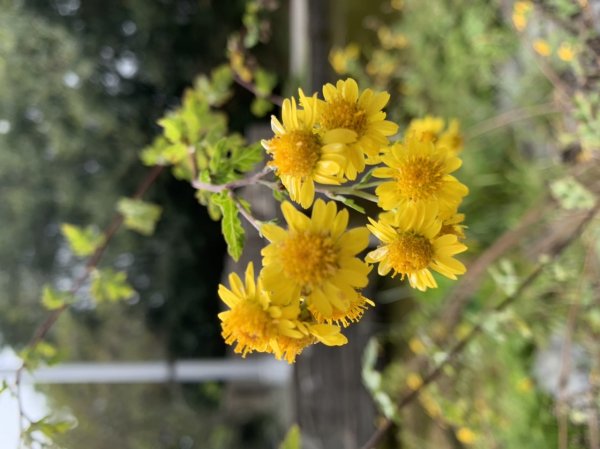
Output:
[
  {"left": 140, "top": 136, "right": 171, "bottom": 166},
  {"left": 162, "top": 143, "right": 189, "bottom": 164},
  {"left": 279, "top": 425, "right": 301, "bottom": 449},
  {"left": 550, "top": 176, "right": 595, "bottom": 210},
  {"left": 91, "top": 268, "right": 135, "bottom": 303},
  {"left": 61, "top": 223, "right": 104, "bottom": 257},
  {"left": 41, "top": 285, "right": 72, "bottom": 310},
  {"left": 117, "top": 198, "right": 162, "bottom": 236},
  {"left": 212, "top": 192, "right": 245, "bottom": 261},
  {"left": 158, "top": 116, "right": 185, "bottom": 143},
  {"left": 231, "top": 142, "right": 264, "bottom": 173}
]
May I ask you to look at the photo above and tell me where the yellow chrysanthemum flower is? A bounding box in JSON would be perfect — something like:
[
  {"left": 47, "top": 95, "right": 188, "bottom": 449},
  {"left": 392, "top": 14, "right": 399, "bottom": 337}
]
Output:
[
  {"left": 406, "top": 117, "right": 464, "bottom": 153},
  {"left": 261, "top": 199, "right": 372, "bottom": 319},
  {"left": 373, "top": 136, "right": 469, "bottom": 219},
  {"left": 439, "top": 212, "right": 466, "bottom": 240},
  {"left": 533, "top": 39, "right": 551, "bottom": 57},
  {"left": 218, "top": 262, "right": 307, "bottom": 360},
  {"left": 262, "top": 95, "right": 355, "bottom": 209},
  {"left": 366, "top": 208, "right": 467, "bottom": 291},
  {"left": 316, "top": 78, "right": 398, "bottom": 177},
  {"left": 309, "top": 292, "right": 374, "bottom": 328},
  {"left": 438, "top": 119, "right": 464, "bottom": 153},
  {"left": 406, "top": 115, "right": 445, "bottom": 143}
]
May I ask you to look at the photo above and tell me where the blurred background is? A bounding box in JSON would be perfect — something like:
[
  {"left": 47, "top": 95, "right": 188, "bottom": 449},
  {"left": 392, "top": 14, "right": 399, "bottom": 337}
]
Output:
[{"left": 1, "top": 0, "right": 600, "bottom": 448}]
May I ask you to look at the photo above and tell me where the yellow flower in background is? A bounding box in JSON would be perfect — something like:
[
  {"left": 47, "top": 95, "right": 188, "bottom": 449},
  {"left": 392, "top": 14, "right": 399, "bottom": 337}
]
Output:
[
  {"left": 557, "top": 42, "right": 575, "bottom": 61},
  {"left": 329, "top": 43, "right": 360, "bottom": 75},
  {"left": 366, "top": 208, "right": 467, "bottom": 291},
  {"left": 373, "top": 136, "right": 469, "bottom": 219},
  {"left": 262, "top": 94, "right": 355, "bottom": 208},
  {"left": 406, "top": 115, "right": 445, "bottom": 143},
  {"left": 218, "top": 262, "right": 305, "bottom": 358},
  {"left": 406, "top": 117, "right": 464, "bottom": 153},
  {"left": 438, "top": 212, "right": 466, "bottom": 240},
  {"left": 261, "top": 200, "right": 372, "bottom": 319},
  {"left": 512, "top": 1, "right": 532, "bottom": 31},
  {"left": 378, "top": 26, "right": 408, "bottom": 50},
  {"left": 456, "top": 427, "right": 477, "bottom": 445},
  {"left": 533, "top": 39, "right": 551, "bottom": 57},
  {"left": 317, "top": 78, "right": 399, "bottom": 176},
  {"left": 438, "top": 119, "right": 464, "bottom": 153}
]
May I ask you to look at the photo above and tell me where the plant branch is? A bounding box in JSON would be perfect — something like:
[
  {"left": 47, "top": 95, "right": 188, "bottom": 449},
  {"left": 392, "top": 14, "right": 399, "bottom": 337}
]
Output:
[
  {"left": 234, "top": 74, "right": 284, "bottom": 107},
  {"left": 230, "top": 191, "right": 262, "bottom": 233},
  {"left": 191, "top": 166, "right": 273, "bottom": 193},
  {"left": 13, "top": 165, "right": 165, "bottom": 442}
]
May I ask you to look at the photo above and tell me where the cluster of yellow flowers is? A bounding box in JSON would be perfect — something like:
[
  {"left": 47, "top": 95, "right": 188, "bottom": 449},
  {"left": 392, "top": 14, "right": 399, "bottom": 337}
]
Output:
[{"left": 218, "top": 79, "right": 469, "bottom": 362}]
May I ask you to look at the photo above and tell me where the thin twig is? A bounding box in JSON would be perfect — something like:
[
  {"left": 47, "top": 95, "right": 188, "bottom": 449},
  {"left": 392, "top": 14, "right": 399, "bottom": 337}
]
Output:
[
  {"left": 230, "top": 191, "right": 262, "bottom": 232},
  {"left": 466, "top": 102, "right": 561, "bottom": 140},
  {"left": 191, "top": 166, "right": 273, "bottom": 193},
  {"left": 13, "top": 165, "right": 164, "bottom": 436},
  {"left": 359, "top": 202, "right": 600, "bottom": 449},
  {"left": 234, "top": 74, "right": 284, "bottom": 107}
]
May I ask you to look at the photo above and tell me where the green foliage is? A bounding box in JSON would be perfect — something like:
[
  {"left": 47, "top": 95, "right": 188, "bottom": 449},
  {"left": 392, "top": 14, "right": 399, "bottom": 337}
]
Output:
[
  {"left": 90, "top": 268, "right": 135, "bottom": 303},
  {"left": 25, "top": 416, "right": 76, "bottom": 440},
  {"left": 362, "top": 339, "right": 399, "bottom": 421},
  {"left": 117, "top": 198, "right": 163, "bottom": 236},
  {"left": 212, "top": 192, "right": 246, "bottom": 261},
  {"left": 279, "top": 425, "right": 301, "bottom": 449},
  {"left": 41, "top": 285, "right": 73, "bottom": 311},
  {"left": 20, "top": 341, "right": 60, "bottom": 370},
  {"left": 550, "top": 176, "right": 596, "bottom": 210},
  {"left": 61, "top": 224, "right": 104, "bottom": 257},
  {"left": 195, "top": 65, "right": 235, "bottom": 107}
]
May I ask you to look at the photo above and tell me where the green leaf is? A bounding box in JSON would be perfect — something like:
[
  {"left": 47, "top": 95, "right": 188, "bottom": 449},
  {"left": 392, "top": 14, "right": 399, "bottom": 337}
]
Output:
[
  {"left": 140, "top": 136, "right": 171, "bottom": 166},
  {"left": 61, "top": 223, "right": 103, "bottom": 257},
  {"left": 230, "top": 142, "right": 264, "bottom": 172},
  {"left": 362, "top": 338, "right": 399, "bottom": 421},
  {"left": 91, "top": 268, "right": 135, "bottom": 303},
  {"left": 158, "top": 115, "right": 185, "bottom": 143},
  {"left": 550, "top": 176, "right": 595, "bottom": 210},
  {"left": 254, "top": 68, "right": 277, "bottom": 97},
  {"left": 251, "top": 97, "right": 273, "bottom": 117},
  {"left": 41, "top": 285, "right": 72, "bottom": 310},
  {"left": 279, "top": 425, "right": 301, "bottom": 449},
  {"left": 20, "top": 341, "right": 60, "bottom": 370},
  {"left": 324, "top": 194, "right": 366, "bottom": 214},
  {"left": 212, "top": 192, "right": 245, "bottom": 261},
  {"left": 27, "top": 416, "right": 76, "bottom": 438},
  {"left": 117, "top": 198, "right": 163, "bottom": 236}
]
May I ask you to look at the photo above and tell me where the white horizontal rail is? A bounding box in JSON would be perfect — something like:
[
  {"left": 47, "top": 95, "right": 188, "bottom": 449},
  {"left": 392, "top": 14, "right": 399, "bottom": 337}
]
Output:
[{"left": 0, "top": 358, "right": 292, "bottom": 385}]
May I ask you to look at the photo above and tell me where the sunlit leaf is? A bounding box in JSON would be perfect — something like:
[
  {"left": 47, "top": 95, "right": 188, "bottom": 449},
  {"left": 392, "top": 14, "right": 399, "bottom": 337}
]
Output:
[
  {"left": 91, "top": 268, "right": 135, "bottom": 303},
  {"left": 61, "top": 223, "right": 103, "bottom": 257},
  {"left": 117, "top": 198, "right": 163, "bottom": 236},
  {"left": 279, "top": 424, "right": 301, "bottom": 449},
  {"left": 212, "top": 192, "right": 245, "bottom": 261},
  {"left": 41, "top": 285, "right": 72, "bottom": 310}
]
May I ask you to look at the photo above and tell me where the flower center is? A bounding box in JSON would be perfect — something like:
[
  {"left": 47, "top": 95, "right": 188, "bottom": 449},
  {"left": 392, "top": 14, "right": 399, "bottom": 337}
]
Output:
[
  {"left": 269, "top": 130, "right": 321, "bottom": 178},
  {"left": 321, "top": 99, "right": 367, "bottom": 136},
  {"left": 221, "top": 301, "right": 272, "bottom": 356},
  {"left": 279, "top": 232, "right": 338, "bottom": 286},
  {"left": 394, "top": 156, "right": 445, "bottom": 201},
  {"left": 387, "top": 232, "right": 434, "bottom": 274}
]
